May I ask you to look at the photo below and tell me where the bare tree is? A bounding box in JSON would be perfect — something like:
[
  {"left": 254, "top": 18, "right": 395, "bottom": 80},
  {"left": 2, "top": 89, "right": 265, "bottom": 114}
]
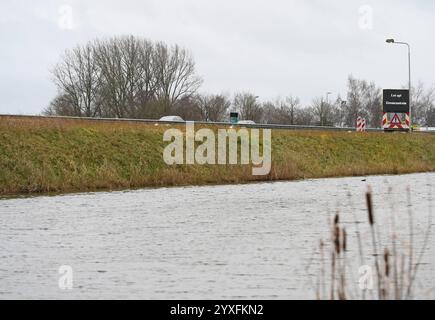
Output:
[
  {"left": 311, "top": 96, "right": 338, "bottom": 126},
  {"left": 43, "top": 93, "right": 77, "bottom": 116},
  {"left": 283, "top": 96, "right": 301, "bottom": 125},
  {"left": 427, "top": 106, "right": 435, "bottom": 127},
  {"left": 51, "top": 41, "right": 102, "bottom": 117},
  {"left": 342, "top": 76, "right": 365, "bottom": 127},
  {"left": 233, "top": 92, "right": 263, "bottom": 122},
  {"left": 133, "top": 38, "right": 157, "bottom": 118},
  {"left": 172, "top": 96, "right": 203, "bottom": 121},
  {"left": 153, "top": 42, "right": 203, "bottom": 112},
  {"left": 94, "top": 36, "right": 148, "bottom": 118},
  {"left": 362, "top": 82, "right": 382, "bottom": 128},
  {"left": 197, "top": 94, "right": 231, "bottom": 122},
  {"left": 340, "top": 75, "right": 382, "bottom": 128},
  {"left": 261, "top": 96, "right": 302, "bottom": 125},
  {"left": 261, "top": 101, "right": 280, "bottom": 124},
  {"left": 295, "top": 107, "right": 315, "bottom": 126},
  {"left": 411, "top": 82, "right": 435, "bottom": 126},
  {"left": 274, "top": 95, "right": 301, "bottom": 125}
]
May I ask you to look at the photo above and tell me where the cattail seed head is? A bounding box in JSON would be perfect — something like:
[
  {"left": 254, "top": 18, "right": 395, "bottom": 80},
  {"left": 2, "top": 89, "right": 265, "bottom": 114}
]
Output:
[
  {"left": 384, "top": 248, "right": 390, "bottom": 277},
  {"left": 366, "top": 188, "right": 374, "bottom": 226},
  {"left": 334, "top": 226, "right": 341, "bottom": 255},
  {"left": 334, "top": 213, "right": 339, "bottom": 226}
]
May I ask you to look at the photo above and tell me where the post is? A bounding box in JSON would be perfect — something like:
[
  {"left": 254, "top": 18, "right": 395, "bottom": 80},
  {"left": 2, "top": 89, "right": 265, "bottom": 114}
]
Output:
[
  {"left": 324, "top": 92, "right": 332, "bottom": 127},
  {"left": 386, "top": 39, "right": 412, "bottom": 130},
  {"left": 408, "top": 44, "right": 411, "bottom": 129}
]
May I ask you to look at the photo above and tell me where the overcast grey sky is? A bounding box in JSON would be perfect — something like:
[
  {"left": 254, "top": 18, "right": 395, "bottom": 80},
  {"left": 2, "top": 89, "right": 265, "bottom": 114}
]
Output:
[{"left": 1, "top": 0, "right": 434, "bottom": 114}]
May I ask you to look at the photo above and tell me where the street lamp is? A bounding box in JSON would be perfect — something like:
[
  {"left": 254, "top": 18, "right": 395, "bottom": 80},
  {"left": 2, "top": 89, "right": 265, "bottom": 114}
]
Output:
[
  {"left": 319, "top": 92, "right": 332, "bottom": 127},
  {"left": 386, "top": 38, "right": 412, "bottom": 127},
  {"left": 326, "top": 92, "right": 332, "bottom": 104}
]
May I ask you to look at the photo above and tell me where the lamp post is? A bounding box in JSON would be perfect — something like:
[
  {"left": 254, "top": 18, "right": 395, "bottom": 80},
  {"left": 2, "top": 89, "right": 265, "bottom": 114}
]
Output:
[
  {"left": 386, "top": 38, "right": 412, "bottom": 128},
  {"left": 326, "top": 92, "right": 332, "bottom": 105},
  {"left": 320, "top": 92, "right": 332, "bottom": 126}
]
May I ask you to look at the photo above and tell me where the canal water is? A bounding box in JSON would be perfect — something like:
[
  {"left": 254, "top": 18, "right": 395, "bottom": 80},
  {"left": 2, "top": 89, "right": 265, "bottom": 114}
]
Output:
[{"left": 0, "top": 173, "right": 434, "bottom": 299}]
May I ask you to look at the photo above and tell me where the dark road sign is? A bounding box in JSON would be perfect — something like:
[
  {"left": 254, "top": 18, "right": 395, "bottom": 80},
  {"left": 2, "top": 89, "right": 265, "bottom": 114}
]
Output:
[
  {"left": 230, "top": 112, "right": 239, "bottom": 124},
  {"left": 383, "top": 89, "right": 410, "bottom": 113}
]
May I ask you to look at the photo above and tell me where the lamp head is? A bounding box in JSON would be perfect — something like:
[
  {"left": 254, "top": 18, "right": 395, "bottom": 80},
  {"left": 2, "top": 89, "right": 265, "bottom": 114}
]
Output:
[{"left": 386, "top": 39, "right": 395, "bottom": 43}]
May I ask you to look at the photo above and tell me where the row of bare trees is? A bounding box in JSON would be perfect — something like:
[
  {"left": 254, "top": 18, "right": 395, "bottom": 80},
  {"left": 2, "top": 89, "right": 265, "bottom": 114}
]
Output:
[
  {"left": 45, "top": 36, "right": 435, "bottom": 127},
  {"left": 259, "top": 77, "right": 435, "bottom": 127},
  {"left": 45, "top": 36, "right": 202, "bottom": 118}
]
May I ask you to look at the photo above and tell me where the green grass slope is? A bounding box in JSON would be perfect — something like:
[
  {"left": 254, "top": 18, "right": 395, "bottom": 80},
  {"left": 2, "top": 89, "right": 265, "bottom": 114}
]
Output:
[{"left": 1, "top": 116, "right": 434, "bottom": 196}]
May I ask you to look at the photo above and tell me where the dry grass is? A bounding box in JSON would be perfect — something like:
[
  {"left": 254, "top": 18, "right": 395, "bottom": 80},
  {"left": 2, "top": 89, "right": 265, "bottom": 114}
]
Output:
[{"left": 1, "top": 115, "right": 435, "bottom": 196}]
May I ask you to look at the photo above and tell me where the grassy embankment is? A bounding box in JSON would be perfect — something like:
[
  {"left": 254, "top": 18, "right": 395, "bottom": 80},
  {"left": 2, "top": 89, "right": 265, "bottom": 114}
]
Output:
[{"left": 1, "top": 116, "right": 435, "bottom": 196}]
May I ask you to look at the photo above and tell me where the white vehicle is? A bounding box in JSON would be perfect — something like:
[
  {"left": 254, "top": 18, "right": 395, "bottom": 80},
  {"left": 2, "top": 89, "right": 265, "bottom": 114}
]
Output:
[
  {"left": 159, "top": 116, "right": 184, "bottom": 122},
  {"left": 237, "top": 120, "right": 256, "bottom": 125}
]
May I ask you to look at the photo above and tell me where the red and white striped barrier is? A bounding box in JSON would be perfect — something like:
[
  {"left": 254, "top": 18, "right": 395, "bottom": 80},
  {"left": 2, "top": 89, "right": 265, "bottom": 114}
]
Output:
[{"left": 356, "top": 117, "right": 366, "bottom": 132}]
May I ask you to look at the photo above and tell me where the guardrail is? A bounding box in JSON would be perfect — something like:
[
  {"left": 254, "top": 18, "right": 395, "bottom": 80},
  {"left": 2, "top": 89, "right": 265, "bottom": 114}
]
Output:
[{"left": 1, "top": 114, "right": 433, "bottom": 134}]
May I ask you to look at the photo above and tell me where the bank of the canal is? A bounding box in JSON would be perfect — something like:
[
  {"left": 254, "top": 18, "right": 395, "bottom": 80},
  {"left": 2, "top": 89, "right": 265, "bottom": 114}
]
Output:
[{"left": 1, "top": 116, "right": 435, "bottom": 196}]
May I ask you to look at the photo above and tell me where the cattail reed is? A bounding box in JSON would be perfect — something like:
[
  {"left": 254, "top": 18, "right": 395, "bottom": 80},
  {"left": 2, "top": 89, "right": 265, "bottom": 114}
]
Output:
[
  {"left": 384, "top": 248, "right": 390, "bottom": 277},
  {"left": 331, "top": 251, "right": 336, "bottom": 300},
  {"left": 318, "top": 239, "right": 325, "bottom": 300},
  {"left": 334, "top": 226, "right": 341, "bottom": 255},
  {"left": 366, "top": 189, "right": 374, "bottom": 226},
  {"left": 347, "top": 192, "right": 365, "bottom": 300},
  {"left": 333, "top": 213, "right": 341, "bottom": 255},
  {"left": 406, "top": 186, "right": 414, "bottom": 300},
  {"left": 383, "top": 248, "right": 391, "bottom": 299},
  {"left": 342, "top": 228, "right": 347, "bottom": 252},
  {"left": 366, "top": 187, "right": 382, "bottom": 299},
  {"left": 316, "top": 184, "right": 431, "bottom": 300},
  {"left": 340, "top": 228, "right": 347, "bottom": 300}
]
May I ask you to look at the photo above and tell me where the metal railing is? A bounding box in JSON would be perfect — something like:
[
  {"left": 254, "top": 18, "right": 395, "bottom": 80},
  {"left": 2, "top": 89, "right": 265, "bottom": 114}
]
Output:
[{"left": 1, "top": 114, "right": 433, "bottom": 134}]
